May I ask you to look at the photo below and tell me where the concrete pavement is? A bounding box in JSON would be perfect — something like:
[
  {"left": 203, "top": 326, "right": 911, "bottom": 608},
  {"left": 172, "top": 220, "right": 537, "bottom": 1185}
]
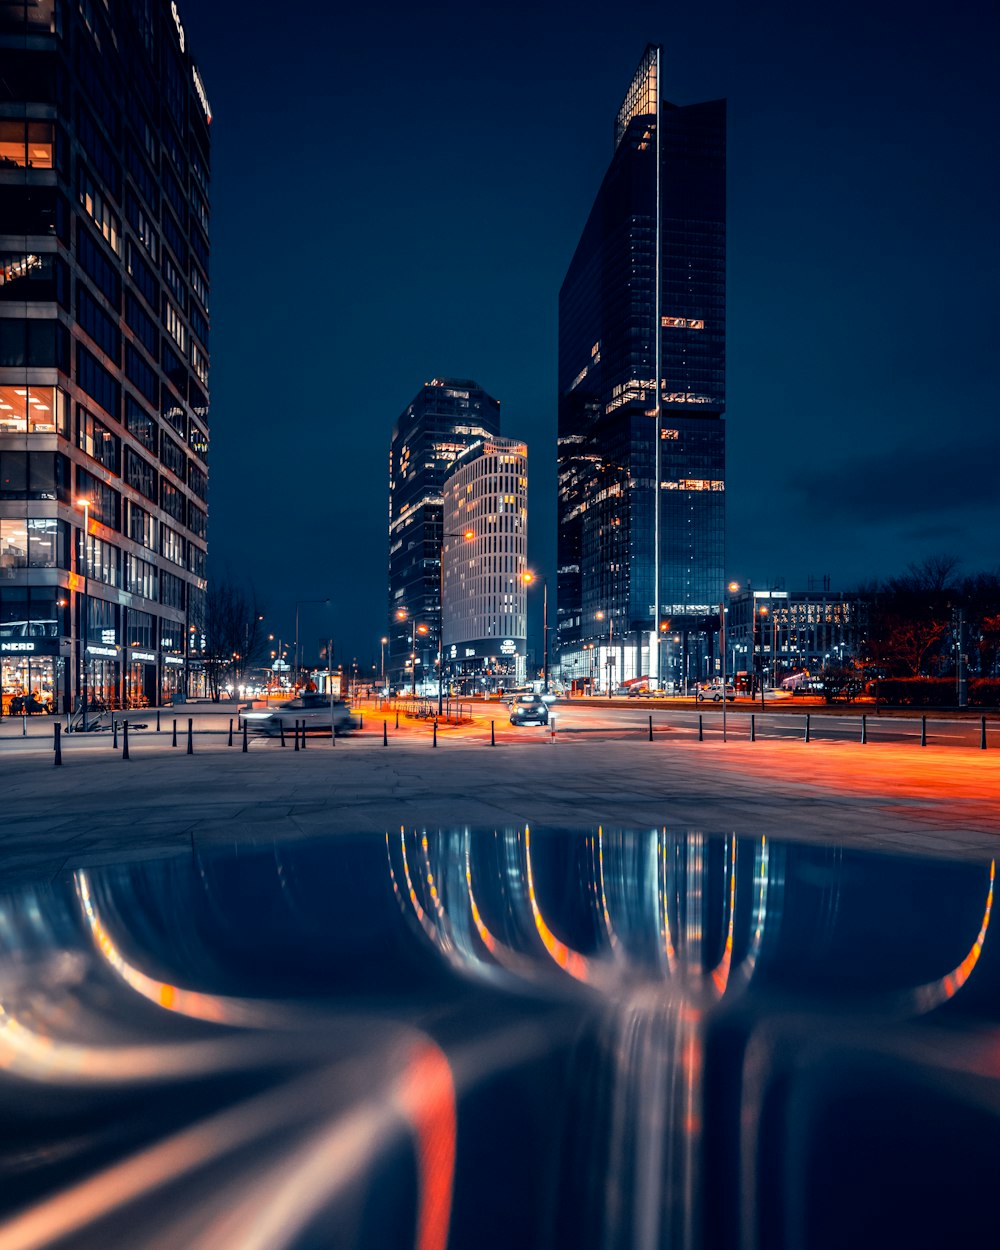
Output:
[{"left": 1, "top": 701, "right": 999, "bottom": 881}]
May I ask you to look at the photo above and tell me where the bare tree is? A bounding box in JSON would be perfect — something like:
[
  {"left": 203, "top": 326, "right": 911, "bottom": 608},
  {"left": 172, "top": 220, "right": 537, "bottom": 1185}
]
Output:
[{"left": 203, "top": 579, "right": 267, "bottom": 701}]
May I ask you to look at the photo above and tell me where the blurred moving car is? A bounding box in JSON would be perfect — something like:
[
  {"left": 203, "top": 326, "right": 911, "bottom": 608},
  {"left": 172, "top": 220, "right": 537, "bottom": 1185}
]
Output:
[
  {"left": 696, "top": 682, "right": 736, "bottom": 702},
  {"left": 509, "top": 693, "right": 550, "bottom": 726},
  {"left": 243, "top": 692, "right": 358, "bottom": 737}
]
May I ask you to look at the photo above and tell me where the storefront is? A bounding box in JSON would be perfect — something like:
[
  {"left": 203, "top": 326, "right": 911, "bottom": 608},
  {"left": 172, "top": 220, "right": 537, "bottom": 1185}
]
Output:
[
  {"left": 125, "top": 649, "right": 158, "bottom": 707},
  {"left": 161, "top": 653, "right": 185, "bottom": 703},
  {"left": 1, "top": 637, "right": 69, "bottom": 715},
  {"left": 84, "top": 642, "right": 121, "bottom": 709}
]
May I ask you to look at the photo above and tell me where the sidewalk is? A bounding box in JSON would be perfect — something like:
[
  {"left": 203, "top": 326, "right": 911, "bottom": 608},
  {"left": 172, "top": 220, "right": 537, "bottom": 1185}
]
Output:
[{"left": 1, "top": 727, "right": 998, "bottom": 884}]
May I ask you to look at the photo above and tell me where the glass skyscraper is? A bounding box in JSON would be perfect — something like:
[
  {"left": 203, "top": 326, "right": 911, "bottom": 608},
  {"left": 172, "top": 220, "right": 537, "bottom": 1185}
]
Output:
[
  {"left": 0, "top": 0, "right": 211, "bottom": 714},
  {"left": 557, "top": 45, "right": 725, "bottom": 692},
  {"left": 387, "top": 378, "right": 499, "bottom": 690}
]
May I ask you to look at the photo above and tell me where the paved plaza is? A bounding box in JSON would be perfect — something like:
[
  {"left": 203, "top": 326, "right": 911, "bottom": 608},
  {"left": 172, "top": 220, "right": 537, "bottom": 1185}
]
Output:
[{"left": 1, "top": 700, "right": 998, "bottom": 881}]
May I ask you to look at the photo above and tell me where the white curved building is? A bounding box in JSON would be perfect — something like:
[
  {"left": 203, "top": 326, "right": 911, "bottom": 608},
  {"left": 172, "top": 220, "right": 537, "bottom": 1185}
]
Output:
[{"left": 442, "top": 437, "right": 528, "bottom": 692}]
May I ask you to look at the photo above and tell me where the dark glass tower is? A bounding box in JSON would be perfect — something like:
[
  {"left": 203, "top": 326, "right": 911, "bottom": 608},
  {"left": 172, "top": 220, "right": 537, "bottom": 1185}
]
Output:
[
  {"left": 557, "top": 46, "right": 725, "bottom": 692},
  {"left": 387, "top": 378, "right": 499, "bottom": 690},
  {"left": 0, "top": 1, "right": 211, "bottom": 714}
]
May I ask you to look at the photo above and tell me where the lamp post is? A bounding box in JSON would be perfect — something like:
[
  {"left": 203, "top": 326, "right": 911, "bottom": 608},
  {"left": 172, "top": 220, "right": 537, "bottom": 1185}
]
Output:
[
  {"left": 396, "top": 608, "right": 428, "bottom": 698},
  {"left": 720, "top": 581, "right": 739, "bottom": 740},
  {"left": 757, "top": 603, "right": 769, "bottom": 709},
  {"left": 596, "top": 610, "right": 613, "bottom": 698},
  {"left": 294, "top": 598, "right": 329, "bottom": 685},
  {"left": 380, "top": 637, "right": 388, "bottom": 690},
  {"left": 521, "top": 571, "right": 549, "bottom": 693},
  {"left": 75, "top": 498, "right": 91, "bottom": 731}
]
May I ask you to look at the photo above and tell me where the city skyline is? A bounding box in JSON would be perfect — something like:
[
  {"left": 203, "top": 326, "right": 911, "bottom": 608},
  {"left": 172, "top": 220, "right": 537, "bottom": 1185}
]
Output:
[{"left": 181, "top": 0, "right": 999, "bottom": 668}]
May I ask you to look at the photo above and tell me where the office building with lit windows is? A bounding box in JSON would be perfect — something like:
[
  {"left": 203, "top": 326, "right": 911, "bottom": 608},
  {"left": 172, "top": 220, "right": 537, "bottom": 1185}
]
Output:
[
  {"left": 0, "top": 0, "right": 211, "bottom": 716},
  {"left": 387, "top": 378, "right": 499, "bottom": 691},
  {"left": 441, "top": 436, "right": 528, "bottom": 692},
  {"left": 557, "top": 45, "right": 725, "bottom": 693}
]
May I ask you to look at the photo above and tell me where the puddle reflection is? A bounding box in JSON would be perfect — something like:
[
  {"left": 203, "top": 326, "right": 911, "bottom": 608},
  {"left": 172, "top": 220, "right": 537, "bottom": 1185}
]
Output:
[{"left": 0, "top": 829, "right": 996, "bottom": 1249}]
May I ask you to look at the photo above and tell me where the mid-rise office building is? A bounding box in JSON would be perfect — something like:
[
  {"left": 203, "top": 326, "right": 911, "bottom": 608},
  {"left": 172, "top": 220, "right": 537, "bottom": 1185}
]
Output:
[
  {"left": 442, "top": 436, "right": 528, "bottom": 692},
  {"left": 387, "top": 378, "right": 499, "bottom": 690},
  {"left": 557, "top": 45, "right": 725, "bottom": 692},
  {"left": 723, "top": 587, "right": 865, "bottom": 691},
  {"left": 0, "top": 0, "right": 211, "bottom": 714}
]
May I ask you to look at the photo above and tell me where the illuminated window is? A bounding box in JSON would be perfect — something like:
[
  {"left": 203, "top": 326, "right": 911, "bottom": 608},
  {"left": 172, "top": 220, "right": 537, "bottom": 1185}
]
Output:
[
  {"left": 0, "top": 120, "right": 53, "bottom": 169},
  {"left": 79, "top": 167, "right": 121, "bottom": 256}
]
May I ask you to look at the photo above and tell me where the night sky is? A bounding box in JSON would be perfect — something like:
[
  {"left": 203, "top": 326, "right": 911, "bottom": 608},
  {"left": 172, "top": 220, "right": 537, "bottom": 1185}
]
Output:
[{"left": 182, "top": 0, "right": 999, "bottom": 670}]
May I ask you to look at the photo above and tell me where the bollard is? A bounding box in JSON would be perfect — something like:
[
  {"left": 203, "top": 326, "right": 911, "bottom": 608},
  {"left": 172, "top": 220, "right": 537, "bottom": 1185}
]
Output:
[
  {"left": 433, "top": 719, "right": 438, "bottom": 748},
  {"left": 751, "top": 714, "right": 756, "bottom": 742},
  {"left": 172, "top": 718, "right": 177, "bottom": 748},
  {"left": 156, "top": 709, "right": 161, "bottom": 733},
  {"left": 53, "top": 722, "right": 62, "bottom": 766},
  {"left": 804, "top": 713, "right": 811, "bottom": 743},
  {"left": 491, "top": 719, "right": 495, "bottom": 747},
  {"left": 359, "top": 712, "right": 363, "bottom": 731},
  {"left": 242, "top": 721, "right": 248, "bottom": 753},
  {"left": 648, "top": 714, "right": 653, "bottom": 742},
  {"left": 549, "top": 714, "right": 556, "bottom": 743},
  {"left": 21, "top": 713, "right": 26, "bottom": 738},
  {"left": 861, "top": 714, "right": 867, "bottom": 744},
  {"left": 982, "top": 716, "right": 988, "bottom": 751},
  {"left": 122, "top": 720, "right": 130, "bottom": 760},
  {"left": 187, "top": 717, "right": 193, "bottom": 755},
  {"left": 294, "top": 720, "right": 300, "bottom": 752},
  {"left": 395, "top": 709, "right": 400, "bottom": 730},
  {"left": 383, "top": 720, "right": 388, "bottom": 746},
  {"left": 921, "top": 715, "right": 927, "bottom": 747},
  {"left": 112, "top": 716, "right": 118, "bottom": 749},
  {"left": 280, "top": 719, "right": 286, "bottom": 747},
  {"left": 228, "top": 718, "right": 233, "bottom": 747},
  {"left": 301, "top": 719, "right": 306, "bottom": 749},
  {"left": 698, "top": 714, "right": 703, "bottom": 742}
]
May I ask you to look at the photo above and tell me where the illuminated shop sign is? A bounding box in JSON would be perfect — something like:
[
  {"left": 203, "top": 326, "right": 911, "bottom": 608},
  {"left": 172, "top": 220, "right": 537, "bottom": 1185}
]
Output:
[
  {"left": 87, "top": 644, "right": 119, "bottom": 659},
  {"left": 163, "top": 655, "right": 185, "bottom": 667},
  {"left": 1, "top": 638, "right": 60, "bottom": 656},
  {"left": 130, "top": 650, "right": 156, "bottom": 663},
  {"left": 500, "top": 639, "right": 517, "bottom": 656}
]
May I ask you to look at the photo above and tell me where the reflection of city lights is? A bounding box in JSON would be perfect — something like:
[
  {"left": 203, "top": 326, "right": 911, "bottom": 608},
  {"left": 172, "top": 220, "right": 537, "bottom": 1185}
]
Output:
[
  {"left": 75, "top": 871, "right": 282, "bottom": 1029},
  {"left": 525, "top": 826, "right": 593, "bottom": 983},
  {"left": 913, "top": 858, "right": 995, "bottom": 1013}
]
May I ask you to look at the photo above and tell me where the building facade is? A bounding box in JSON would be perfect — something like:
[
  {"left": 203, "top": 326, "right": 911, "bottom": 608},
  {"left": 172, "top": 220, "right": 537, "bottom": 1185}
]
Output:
[
  {"left": 557, "top": 45, "right": 725, "bottom": 693},
  {"left": 0, "top": 0, "right": 211, "bottom": 715},
  {"left": 722, "top": 587, "right": 866, "bottom": 692},
  {"left": 442, "top": 436, "right": 528, "bottom": 692},
  {"left": 387, "top": 378, "right": 499, "bottom": 691}
]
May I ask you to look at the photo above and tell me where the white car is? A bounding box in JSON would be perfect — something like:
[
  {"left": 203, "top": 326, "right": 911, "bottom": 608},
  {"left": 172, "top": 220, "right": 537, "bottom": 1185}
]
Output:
[
  {"left": 243, "top": 693, "right": 358, "bottom": 737},
  {"left": 696, "top": 683, "right": 735, "bottom": 702}
]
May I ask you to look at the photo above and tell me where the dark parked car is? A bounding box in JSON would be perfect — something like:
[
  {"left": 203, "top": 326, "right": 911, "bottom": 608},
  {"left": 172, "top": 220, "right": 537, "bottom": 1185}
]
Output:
[{"left": 509, "top": 694, "right": 549, "bottom": 726}]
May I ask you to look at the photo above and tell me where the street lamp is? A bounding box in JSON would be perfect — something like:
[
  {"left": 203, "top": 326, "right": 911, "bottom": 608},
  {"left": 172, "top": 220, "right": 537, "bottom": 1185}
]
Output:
[
  {"left": 521, "top": 571, "right": 549, "bottom": 693},
  {"left": 757, "top": 603, "right": 769, "bottom": 709},
  {"left": 396, "top": 608, "right": 429, "bottom": 698},
  {"left": 294, "top": 598, "right": 330, "bottom": 683},
  {"left": 720, "top": 581, "right": 739, "bottom": 741},
  {"left": 380, "top": 636, "right": 388, "bottom": 690},
  {"left": 74, "top": 498, "right": 91, "bottom": 731},
  {"left": 596, "top": 610, "right": 613, "bottom": 698}
]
